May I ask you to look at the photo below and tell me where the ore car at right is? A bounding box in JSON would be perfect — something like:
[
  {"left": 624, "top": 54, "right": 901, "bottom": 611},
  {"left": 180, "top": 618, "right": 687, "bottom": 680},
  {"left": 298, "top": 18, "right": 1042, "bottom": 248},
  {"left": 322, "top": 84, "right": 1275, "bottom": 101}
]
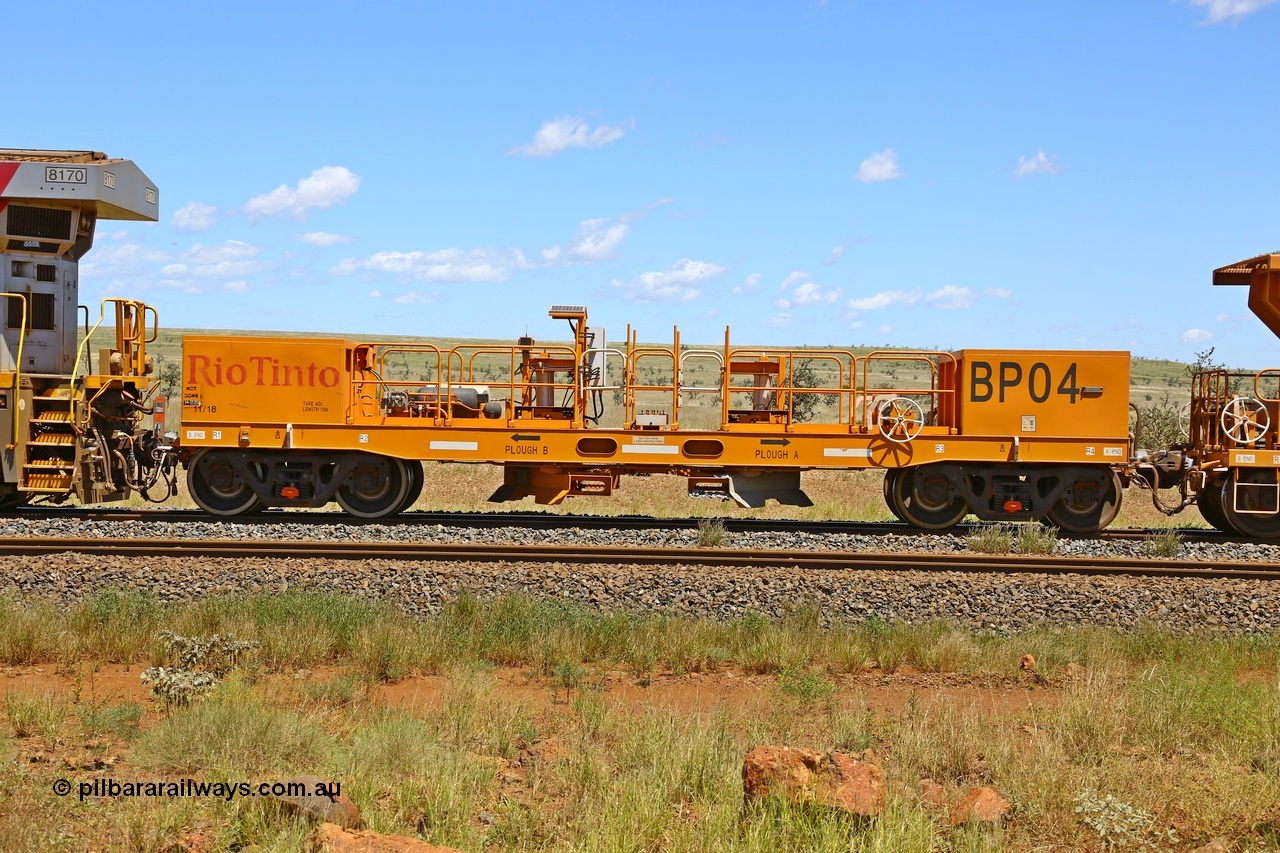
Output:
[{"left": 1135, "top": 253, "right": 1280, "bottom": 537}]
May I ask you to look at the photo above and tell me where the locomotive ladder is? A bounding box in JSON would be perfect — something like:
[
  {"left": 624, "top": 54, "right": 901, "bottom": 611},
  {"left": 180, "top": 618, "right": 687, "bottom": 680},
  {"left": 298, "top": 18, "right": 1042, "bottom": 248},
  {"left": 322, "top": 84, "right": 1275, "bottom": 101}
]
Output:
[{"left": 20, "top": 390, "right": 75, "bottom": 493}]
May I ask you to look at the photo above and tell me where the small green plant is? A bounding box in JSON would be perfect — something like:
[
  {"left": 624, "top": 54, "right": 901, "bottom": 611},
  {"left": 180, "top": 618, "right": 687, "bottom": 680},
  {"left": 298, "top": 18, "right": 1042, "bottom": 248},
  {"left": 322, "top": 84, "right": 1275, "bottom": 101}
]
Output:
[
  {"left": 968, "top": 523, "right": 1015, "bottom": 554},
  {"left": 696, "top": 518, "right": 727, "bottom": 547},
  {"left": 1073, "top": 788, "right": 1177, "bottom": 849},
  {"left": 77, "top": 701, "right": 142, "bottom": 741},
  {"left": 141, "top": 630, "right": 259, "bottom": 710},
  {"left": 1016, "top": 523, "right": 1058, "bottom": 555},
  {"left": 778, "top": 666, "right": 837, "bottom": 706},
  {"left": 571, "top": 689, "right": 608, "bottom": 739},
  {"left": 1144, "top": 529, "right": 1182, "bottom": 558},
  {"left": 552, "top": 660, "right": 587, "bottom": 700},
  {"left": 302, "top": 673, "right": 361, "bottom": 706},
  {"left": 3, "top": 691, "right": 66, "bottom": 743}
]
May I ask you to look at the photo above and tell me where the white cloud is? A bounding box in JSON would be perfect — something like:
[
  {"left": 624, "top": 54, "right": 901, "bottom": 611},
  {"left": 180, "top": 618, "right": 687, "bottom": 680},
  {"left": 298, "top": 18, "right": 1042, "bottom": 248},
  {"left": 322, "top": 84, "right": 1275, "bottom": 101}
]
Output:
[
  {"left": 221, "top": 280, "right": 248, "bottom": 293},
  {"left": 295, "top": 231, "right": 354, "bottom": 248},
  {"left": 732, "top": 273, "right": 762, "bottom": 295},
  {"left": 877, "top": 325, "right": 893, "bottom": 334},
  {"left": 1181, "top": 328, "right": 1214, "bottom": 344},
  {"left": 172, "top": 201, "right": 218, "bottom": 232},
  {"left": 764, "top": 312, "right": 794, "bottom": 328},
  {"left": 393, "top": 292, "right": 437, "bottom": 305},
  {"left": 333, "top": 247, "right": 528, "bottom": 283},
  {"left": 925, "top": 284, "right": 976, "bottom": 310},
  {"left": 1216, "top": 313, "right": 1229, "bottom": 322},
  {"left": 509, "top": 116, "right": 629, "bottom": 157},
  {"left": 791, "top": 281, "right": 841, "bottom": 306},
  {"left": 160, "top": 241, "right": 267, "bottom": 279},
  {"left": 847, "top": 289, "right": 920, "bottom": 311},
  {"left": 854, "top": 148, "right": 902, "bottom": 183},
  {"left": 245, "top": 166, "right": 361, "bottom": 220},
  {"left": 183, "top": 241, "right": 260, "bottom": 264},
  {"left": 611, "top": 258, "right": 725, "bottom": 303},
  {"left": 1191, "top": 0, "right": 1277, "bottom": 22},
  {"left": 547, "top": 217, "right": 630, "bottom": 263},
  {"left": 823, "top": 244, "right": 846, "bottom": 265},
  {"left": 368, "top": 289, "right": 382, "bottom": 298},
  {"left": 1014, "top": 150, "right": 1060, "bottom": 178},
  {"left": 774, "top": 273, "right": 841, "bottom": 309},
  {"left": 778, "top": 271, "right": 808, "bottom": 291},
  {"left": 90, "top": 243, "right": 173, "bottom": 266},
  {"left": 984, "top": 287, "right": 1013, "bottom": 299}
]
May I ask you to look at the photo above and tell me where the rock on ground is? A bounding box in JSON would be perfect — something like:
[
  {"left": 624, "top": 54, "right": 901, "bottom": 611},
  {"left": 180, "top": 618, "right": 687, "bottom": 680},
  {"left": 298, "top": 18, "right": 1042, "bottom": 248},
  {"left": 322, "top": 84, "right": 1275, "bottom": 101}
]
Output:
[
  {"left": 950, "top": 786, "right": 1011, "bottom": 826},
  {"left": 304, "top": 823, "right": 466, "bottom": 853},
  {"left": 742, "top": 745, "right": 885, "bottom": 816},
  {"left": 265, "top": 775, "right": 362, "bottom": 829}
]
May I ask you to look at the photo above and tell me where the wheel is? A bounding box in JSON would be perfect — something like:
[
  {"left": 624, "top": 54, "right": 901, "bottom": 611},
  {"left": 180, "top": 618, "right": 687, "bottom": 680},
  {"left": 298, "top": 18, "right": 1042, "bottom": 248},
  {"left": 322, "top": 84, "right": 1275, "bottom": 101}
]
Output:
[
  {"left": 337, "top": 455, "right": 411, "bottom": 519},
  {"left": 1220, "top": 469, "right": 1280, "bottom": 538},
  {"left": 188, "top": 449, "right": 265, "bottom": 517},
  {"left": 398, "top": 461, "right": 424, "bottom": 513},
  {"left": 1221, "top": 397, "right": 1270, "bottom": 446},
  {"left": 1178, "top": 402, "right": 1192, "bottom": 440},
  {"left": 1045, "top": 468, "right": 1123, "bottom": 534},
  {"left": 877, "top": 397, "right": 925, "bottom": 443},
  {"left": 1196, "top": 476, "right": 1236, "bottom": 533},
  {"left": 889, "top": 466, "right": 967, "bottom": 530},
  {"left": 883, "top": 470, "right": 906, "bottom": 522}
]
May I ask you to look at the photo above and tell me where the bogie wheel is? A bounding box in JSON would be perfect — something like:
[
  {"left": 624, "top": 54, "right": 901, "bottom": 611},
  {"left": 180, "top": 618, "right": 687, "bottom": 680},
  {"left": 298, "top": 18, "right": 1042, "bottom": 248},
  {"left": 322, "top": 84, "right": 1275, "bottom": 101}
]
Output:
[
  {"left": 1045, "top": 468, "right": 1123, "bottom": 534},
  {"left": 1220, "top": 469, "right": 1280, "bottom": 538},
  {"left": 188, "top": 449, "right": 265, "bottom": 517},
  {"left": 398, "top": 461, "right": 425, "bottom": 513},
  {"left": 882, "top": 470, "right": 906, "bottom": 522},
  {"left": 889, "top": 466, "right": 967, "bottom": 530},
  {"left": 1196, "top": 476, "right": 1235, "bottom": 534},
  {"left": 885, "top": 468, "right": 906, "bottom": 522},
  {"left": 337, "top": 455, "right": 411, "bottom": 519}
]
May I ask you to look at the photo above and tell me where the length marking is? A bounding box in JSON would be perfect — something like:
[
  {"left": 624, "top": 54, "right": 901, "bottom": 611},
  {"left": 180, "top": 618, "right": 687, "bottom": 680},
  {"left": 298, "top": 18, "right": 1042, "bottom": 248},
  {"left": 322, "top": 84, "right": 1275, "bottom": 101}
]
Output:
[{"left": 823, "top": 448, "right": 872, "bottom": 458}]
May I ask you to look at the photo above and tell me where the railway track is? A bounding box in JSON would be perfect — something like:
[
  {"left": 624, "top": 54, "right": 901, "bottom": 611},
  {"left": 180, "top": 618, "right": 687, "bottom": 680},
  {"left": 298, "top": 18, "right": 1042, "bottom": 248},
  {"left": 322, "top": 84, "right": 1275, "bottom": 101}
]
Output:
[
  {"left": 4, "top": 505, "right": 1245, "bottom": 545},
  {"left": 0, "top": 536, "right": 1274, "bottom": 580}
]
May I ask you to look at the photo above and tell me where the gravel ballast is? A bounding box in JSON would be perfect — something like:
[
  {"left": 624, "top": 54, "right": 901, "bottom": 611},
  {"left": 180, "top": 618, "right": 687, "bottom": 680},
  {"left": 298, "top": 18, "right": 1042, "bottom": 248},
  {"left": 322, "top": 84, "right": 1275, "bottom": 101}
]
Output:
[
  {"left": 0, "top": 516, "right": 1278, "bottom": 563},
  {"left": 1, "top": 546, "right": 1277, "bottom": 633}
]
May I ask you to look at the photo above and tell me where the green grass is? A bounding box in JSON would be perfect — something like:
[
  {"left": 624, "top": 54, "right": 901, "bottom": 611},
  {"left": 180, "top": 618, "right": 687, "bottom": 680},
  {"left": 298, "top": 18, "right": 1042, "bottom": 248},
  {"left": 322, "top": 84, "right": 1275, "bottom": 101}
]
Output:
[
  {"left": 1, "top": 590, "right": 1279, "bottom": 850},
  {"left": 967, "top": 523, "right": 1058, "bottom": 555}
]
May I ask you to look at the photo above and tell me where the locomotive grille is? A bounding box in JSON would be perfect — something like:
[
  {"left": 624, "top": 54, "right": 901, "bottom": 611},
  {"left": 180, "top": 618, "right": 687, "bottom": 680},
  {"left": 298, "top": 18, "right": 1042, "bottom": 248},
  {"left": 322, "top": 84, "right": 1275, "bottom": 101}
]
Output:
[
  {"left": 6, "top": 206, "right": 72, "bottom": 241},
  {"left": 6, "top": 240, "right": 60, "bottom": 254},
  {"left": 35, "top": 264, "right": 56, "bottom": 282},
  {"left": 6, "top": 292, "right": 56, "bottom": 331}
]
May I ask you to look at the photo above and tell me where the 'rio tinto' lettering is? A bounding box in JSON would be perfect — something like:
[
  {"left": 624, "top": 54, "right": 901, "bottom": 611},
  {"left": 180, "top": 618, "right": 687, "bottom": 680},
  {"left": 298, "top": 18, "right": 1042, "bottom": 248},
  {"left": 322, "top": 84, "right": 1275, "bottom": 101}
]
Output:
[{"left": 187, "top": 354, "right": 340, "bottom": 388}]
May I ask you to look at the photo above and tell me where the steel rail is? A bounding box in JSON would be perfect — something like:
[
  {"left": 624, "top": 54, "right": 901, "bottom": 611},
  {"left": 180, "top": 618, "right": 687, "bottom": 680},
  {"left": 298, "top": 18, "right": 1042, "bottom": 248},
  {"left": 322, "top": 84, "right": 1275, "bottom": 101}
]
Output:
[
  {"left": 4, "top": 506, "right": 1250, "bottom": 545},
  {"left": 0, "top": 537, "right": 1275, "bottom": 580}
]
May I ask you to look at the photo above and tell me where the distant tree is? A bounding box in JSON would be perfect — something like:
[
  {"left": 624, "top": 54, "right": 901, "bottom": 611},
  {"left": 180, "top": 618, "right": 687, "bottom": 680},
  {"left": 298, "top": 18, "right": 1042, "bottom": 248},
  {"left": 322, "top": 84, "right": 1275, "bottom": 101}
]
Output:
[{"left": 790, "top": 359, "right": 821, "bottom": 423}]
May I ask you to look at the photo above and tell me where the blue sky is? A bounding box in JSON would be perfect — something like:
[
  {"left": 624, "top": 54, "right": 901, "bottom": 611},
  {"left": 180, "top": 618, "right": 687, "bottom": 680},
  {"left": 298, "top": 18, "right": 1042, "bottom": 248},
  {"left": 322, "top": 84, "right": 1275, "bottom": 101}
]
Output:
[{"left": 17, "top": 1, "right": 1280, "bottom": 364}]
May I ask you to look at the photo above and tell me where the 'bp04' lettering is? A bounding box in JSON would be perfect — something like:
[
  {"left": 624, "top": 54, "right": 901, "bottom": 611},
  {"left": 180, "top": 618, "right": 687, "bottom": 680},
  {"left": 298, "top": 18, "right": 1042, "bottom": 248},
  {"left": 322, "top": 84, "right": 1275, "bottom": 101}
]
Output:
[{"left": 970, "top": 361, "right": 1079, "bottom": 404}]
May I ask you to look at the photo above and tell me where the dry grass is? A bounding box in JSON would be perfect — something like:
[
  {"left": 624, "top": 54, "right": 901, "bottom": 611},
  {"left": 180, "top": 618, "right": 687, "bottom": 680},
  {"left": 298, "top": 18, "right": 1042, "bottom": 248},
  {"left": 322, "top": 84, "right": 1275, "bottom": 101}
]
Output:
[{"left": 1, "top": 591, "right": 1278, "bottom": 850}]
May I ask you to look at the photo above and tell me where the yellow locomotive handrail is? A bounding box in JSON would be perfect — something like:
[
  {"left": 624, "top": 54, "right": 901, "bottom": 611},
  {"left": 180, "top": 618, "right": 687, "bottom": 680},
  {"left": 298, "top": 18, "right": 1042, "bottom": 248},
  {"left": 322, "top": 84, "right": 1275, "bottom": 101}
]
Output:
[
  {"left": 0, "top": 293, "right": 27, "bottom": 446},
  {"left": 70, "top": 298, "right": 156, "bottom": 403}
]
